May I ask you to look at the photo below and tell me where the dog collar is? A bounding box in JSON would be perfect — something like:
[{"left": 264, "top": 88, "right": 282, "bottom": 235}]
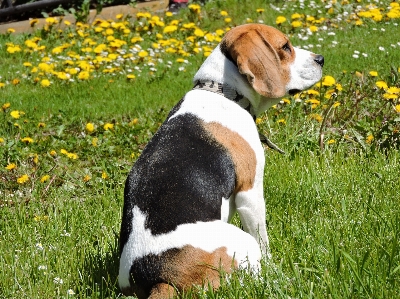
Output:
[{"left": 192, "top": 80, "right": 285, "bottom": 154}]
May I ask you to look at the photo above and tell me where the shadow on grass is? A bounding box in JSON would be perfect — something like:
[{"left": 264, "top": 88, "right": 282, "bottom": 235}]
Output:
[{"left": 80, "top": 231, "right": 123, "bottom": 298}]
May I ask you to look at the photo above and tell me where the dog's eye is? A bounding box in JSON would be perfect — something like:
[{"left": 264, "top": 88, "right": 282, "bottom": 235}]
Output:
[{"left": 282, "top": 42, "right": 292, "bottom": 54}]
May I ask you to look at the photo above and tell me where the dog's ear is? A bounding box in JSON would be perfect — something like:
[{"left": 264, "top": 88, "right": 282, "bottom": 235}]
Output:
[{"left": 221, "top": 26, "right": 287, "bottom": 98}]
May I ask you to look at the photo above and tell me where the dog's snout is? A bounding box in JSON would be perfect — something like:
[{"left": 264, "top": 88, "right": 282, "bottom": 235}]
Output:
[{"left": 314, "top": 55, "right": 324, "bottom": 67}]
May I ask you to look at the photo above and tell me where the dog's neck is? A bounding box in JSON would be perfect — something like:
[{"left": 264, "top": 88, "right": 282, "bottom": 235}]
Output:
[
  {"left": 192, "top": 80, "right": 256, "bottom": 119},
  {"left": 193, "top": 45, "right": 280, "bottom": 116},
  {"left": 193, "top": 45, "right": 285, "bottom": 154}
]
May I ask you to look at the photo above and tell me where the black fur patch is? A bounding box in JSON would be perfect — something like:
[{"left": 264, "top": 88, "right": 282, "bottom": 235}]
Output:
[{"left": 120, "top": 107, "right": 236, "bottom": 252}]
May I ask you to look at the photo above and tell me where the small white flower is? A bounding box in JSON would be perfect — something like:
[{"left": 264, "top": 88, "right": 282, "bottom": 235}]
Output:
[
  {"left": 327, "top": 32, "right": 336, "bottom": 36},
  {"left": 53, "top": 277, "right": 63, "bottom": 284},
  {"left": 352, "top": 54, "right": 359, "bottom": 58},
  {"left": 61, "top": 230, "right": 71, "bottom": 237},
  {"left": 379, "top": 46, "right": 385, "bottom": 51},
  {"left": 178, "top": 67, "right": 185, "bottom": 72},
  {"left": 38, "top": 265, "right": 47, "bottom": 271},
  {"left": 381, "top": 28, "right": 385, "bottom": 32},
  {"left": 354, "top": 50, "right": 360, "bottom": 54},
  {"left": 362, "top": 53, "right": 368, "bottom": 57},
  {"left": 36, "top": 243, "right": 44, "bottom": 251},
  {"left": 67, "top": 289, "right": 75, "bottom": 295}
]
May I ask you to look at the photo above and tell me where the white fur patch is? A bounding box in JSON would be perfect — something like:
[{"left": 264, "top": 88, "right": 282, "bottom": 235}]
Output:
[
  {"left": 119, "top": 206, "right": 262, "bottom": 289},
  {"left": 287, "top": 47, "right": 323, "bottom": 93}
]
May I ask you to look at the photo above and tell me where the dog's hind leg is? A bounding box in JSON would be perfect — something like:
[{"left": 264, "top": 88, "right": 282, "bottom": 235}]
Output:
[{"left": 148, "top": 283, "right": 176, "bottom": 299}]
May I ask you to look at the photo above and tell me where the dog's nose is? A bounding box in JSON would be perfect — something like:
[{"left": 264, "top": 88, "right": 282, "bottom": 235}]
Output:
[{"left": 314, "top": 55, "right": 324, "bottom": 67}]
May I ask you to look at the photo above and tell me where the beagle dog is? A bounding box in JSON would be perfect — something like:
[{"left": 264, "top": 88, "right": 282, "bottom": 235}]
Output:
[{"left": 119, "top": 23, "right": 324, "bottom": 299}]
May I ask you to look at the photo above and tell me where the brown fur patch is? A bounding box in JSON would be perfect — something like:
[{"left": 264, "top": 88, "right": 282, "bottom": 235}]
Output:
[
  {"left": 220, "top": 24, "right": 295, "bottom": 98},
  {"left": 160, "top": 245, "right": 237, "bottom": 292},
  {"left": 148, "top": 283, "right": 176, "bottom": 299},
  {"left": 204, "top": 121, "right": 257, "bottom": 193}
]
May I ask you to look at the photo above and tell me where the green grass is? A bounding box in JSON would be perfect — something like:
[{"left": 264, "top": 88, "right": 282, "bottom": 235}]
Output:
[{"left": 1, "top": 0, "right": 400, "bottom": 298}]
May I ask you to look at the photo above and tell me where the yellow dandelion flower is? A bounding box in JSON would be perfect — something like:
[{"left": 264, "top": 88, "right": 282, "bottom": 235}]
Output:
[
  {"left": 40, "top": 79, "right": 51, "bottom": 87},
  {"left": 291, "top": 13, "right": 302, "bottom": 19},
  {"left": 395, "top": 104, "right": 400, "bottom": 113},
  {"left": 387, "top": 87, "right": 400, "bottom": 94},
  {"left": 129, "top": 118, "right": 139, "bottom": 126},
  {"left": 66, "top": 152, "right": 78, "bottom": 160},
  {"left": 215, "top": 29, "right": 225, "bottom": 36},
  {"left": 12, "top": 78, "right": 20, "bottom": 85},
  {"left": 276, "top": 16, "right": 287, "bottom": 24},
  {"left": 291, "top": 20, "right": 303, "bottom": 28},
  {"left": 50, "top": 150, "right": 57, "bottom": 156},
  {"left": 194, "top": 28, "right": 205, "bottom": 37},
  {"left": 138, "top": 50, "right": 149, "bottom": 58},
  {"left": 309, "top": 25, "right": 318, "bottom": 32},
  {"left": 78, "top": 71, "right": 90, "bottom": 80},
  {"left": 23, "top": 62, "right": 32, "bottom": 67},
  {"left": 38, "top": 122, "right": 46, "bottom": 128},
  {"left": 5, "top": 163, "right": 17, "bottom": 170},
  {"left": 92, "top": 137, "right": 98, "bottom": 147},
  {"left": 21, "top": 137, "right": 34, "bottom": 143},
  {"left": 256, "top": 8, "right": 265, "bottom": 13},
  {"left": 383, "top": 93, "right": 398, "bottom": 100},
  {"left": 104, "top": 123, "right": 114, "bottom": 131},
  {"left": 83, "top": 175, "right": 91, "bottom": 182},
  {"left": 30, "top": 19, "right": 38, "bottom": 26},
  {"left": 309, "top": 113, "right": 323, "bottom": 123},
  {"left": 376, "top": 81, "right": 388, "bottom": 89},
  {"left": 116, "top": 13, "right": 123, "bottom": 19},
  {"left": 7, "top": 45, "right": 21, "bottom": 53},
  {"left": 327, "top": 139, "right": 335, "bottom": 144},
  {"left": 2, "top": 102, "right": 10, "bottom": 110},
  {"left": 101, "top": 171, "right": 108, "bottom": 179},
  {"left": 369, "top": 71, "right": 378, "bottom": 77},
  {"left": 10, "top": 110, "right": 22, "bottom": 119},
  {"left": 17, "top": 174, "right": 29, "bottom": 184},
  {"left": 366, "top": 134, "right": 374, "bottom": 144},
  {"left": 86, "top": 123, "right": 95, "bottom": 133},
  {"left": 277, "top": 119, "right": 286, "bottom": 125},
  {"left": 165, "top": 11, "right": 173, "bottom": 17},
  {"left": 40, "top": 175, "right": 50, "bottom": 183},
  {"left": 0, "top": 82, "right": 5, "bottom": 88},
  {"left": 224, "top": 18, "right": 232, "bottom": 23},
  {"left": 322, "top": 75, "right": 336, "bottom": 86},
  {"left": 127, "top": 74, "right": 136, "bottom": 80},
  {"left": 333, "top": 102, "right": 341, "bottom": 108},
  {"left": 45, "top": 17, "right": 57, "bottom": 25},
  {"left": 0, "top": 137, "right": 4, "bottom": 143},
  {"left": 163, "top": 25, "right": 178, "bottom": 34},
  {"left": 7, "top": 28, "right": 15, "bottom": 33},
  {"left": 188, "top": 4, "right": 201, "bottom": 13},
  {"left": 307, "top": 89, "right": 320, "bottom": 96},
  {"left": 220, "top": 10, "right": 228, "bottom": 16}
]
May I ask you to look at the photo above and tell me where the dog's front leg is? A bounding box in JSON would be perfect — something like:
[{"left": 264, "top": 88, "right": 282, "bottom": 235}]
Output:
[{"left": 235, "top": 188, "right": 271, "bottom": 259}]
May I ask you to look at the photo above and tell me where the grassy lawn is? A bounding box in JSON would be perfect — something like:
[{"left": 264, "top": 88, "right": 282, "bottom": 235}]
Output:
[{"left": 1, "top": 0, "right": 400, "bottom": 298}]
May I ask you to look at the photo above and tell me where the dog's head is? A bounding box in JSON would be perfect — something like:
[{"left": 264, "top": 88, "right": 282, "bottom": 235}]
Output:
[
  {"left": 194, "top": 24, "right": 324, "bottom": 114},
  {"left": 220, "top": 23, "right": 324, "bottom": 98}
]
